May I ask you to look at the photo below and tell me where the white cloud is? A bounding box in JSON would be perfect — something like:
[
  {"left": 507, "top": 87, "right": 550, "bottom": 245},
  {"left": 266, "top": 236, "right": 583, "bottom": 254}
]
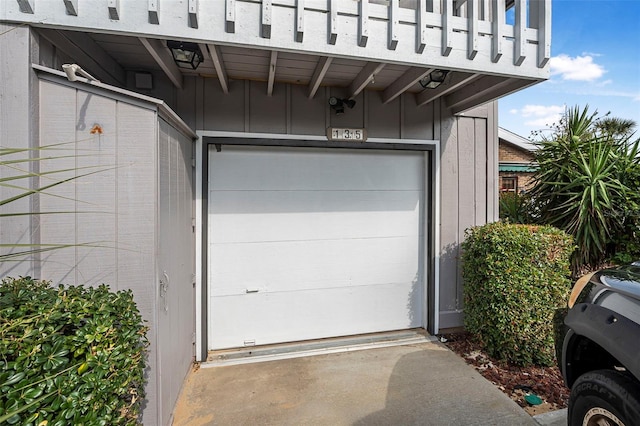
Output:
[
  {"left": 550, "top": 54, "right": 606, "bottom": 82},
  {"left": 517, "top": 104, "right": 565, "bottom": 128}
]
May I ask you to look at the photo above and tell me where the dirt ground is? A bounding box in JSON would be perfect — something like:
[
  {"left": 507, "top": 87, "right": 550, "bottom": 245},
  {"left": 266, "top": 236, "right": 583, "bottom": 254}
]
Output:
[{"left": 441, "top": 332, "right": 569, "bottom": 416}]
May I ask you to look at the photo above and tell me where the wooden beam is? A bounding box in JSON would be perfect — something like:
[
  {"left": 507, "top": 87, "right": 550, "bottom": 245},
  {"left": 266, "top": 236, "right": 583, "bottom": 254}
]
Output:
[
  {"left": 207, "top": 43, "right": 229, "bottom": 94},
  {"left": 267, "top": 51, "right": 278, "bottom": 96},
  {"left": 62, "top": 31, "right": 126, "bottom": 83},
  {"left": 358, "top": 0, "right": 368, "bottom": 47},
  {"left": 37, "top": 29, "right": 125, "bottom": 86},
  {"left": 416, "top": 0, "right": 426, "bottom": 53},
  {"left": 388, "top": 0, "right": 399, "bottom": 50},
  {"left": 188, "top": 0, "right": 198, "bottom": 28},
  {"left": 381, "top": 67, "right": 433, "bottom": 104},
  {"left": 148, "top": 0, "right": 159, "bottom": 24},
  {"left": 449, "top": 78, "right": 537, "bottom": 114},
  {"left": 467, "top": 0, "right": 478, "bottom": 60},
  {"left": 295, "top": 0, "right": 304, "bottom": 42},
  {"left": 442, "top": 0, "right": 453, "bottom": 56},
  {"left": 225, "top": 0, "right": 235, "bottom": 33},
  {"left": 308, "top": 56, "right": 332, "bottom": 99},
  {"left": 63, "top": 0, "right": 78, "bottom": 16},
  {"left": 16, "top": 0, "right": 34, "bottom": 14},
  {"left": 328, "top": 0, "right": 338, "bottom": 44},
  {"left": 444, "top": 74, "right": 528, "bottom": 112},
  {"left": 491, "top": 0, "right": 503, "bottom": 62},
  {"left": 262, "top": 0, "right": 272, "bottom": 38},
  {"left": 139, "top": 37, "right": 183, "bottom": 89},
  {"left": 514, "top": 0, "right": 526, "bottom": 66},
  {"left": 415, "top": 72, "right": 479, "bottom": 106},
  {"left": 107, "top": 0, "right": 119, "bottom": 20},
  {"left": 348, "top": 62, "right": 386, "bottom": 99}
]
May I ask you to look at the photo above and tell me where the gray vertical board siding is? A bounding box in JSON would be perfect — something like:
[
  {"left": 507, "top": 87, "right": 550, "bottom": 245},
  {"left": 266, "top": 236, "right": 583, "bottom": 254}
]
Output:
[
  {"left": 438, "top": 105, "right": 460, "bottom": 319},
  {"left": 157, "top": 118, "right": 195, "bottom": 425},
  {"left": 176, "top": 76, "right": 197, "bottom": 130},
  {"left": 290, "top": 84, "right": 326, "bottom": 135},
  {"left": 115, "top": 101, "right": 159, "bottom": 426},
  {"left": 368, "top": 94, "right": 400, "bottom": 138},
  {"left": 157, "top": 119, "right": 171, "bottom": 424},
  {"left": 73, "top": 91, "right": 118, "bottom": 287},
  {"left": 0, "top": 24, "right": 38, "bottom": 277},
  {"left": 38, "top": 81, "right": 78, "bottom": 283},
  {"left": 403, "top": 95, "right": 434, "bottom": 140},
  {"left": 437, "top": 101, "right": 495, "bottom": 329},
  {"left": 474, "top": 117, "right": 488, "bottom": 225},
  {"left": 202, "top": 78, "right": 245, "bottom": 132},
  {"left": 248, "top": 81, "right": 287, "bottom": 134}
]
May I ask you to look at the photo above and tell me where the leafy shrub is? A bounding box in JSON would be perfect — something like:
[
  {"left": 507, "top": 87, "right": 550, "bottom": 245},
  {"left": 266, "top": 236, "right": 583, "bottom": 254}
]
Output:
[
  {"left": 462, "top": 222, "right": 573, "bottom": 366},
  {"left": 0, "top": 277, "right": 148, "bottom": 425},
  {"left": 499, "top": 192, "right": 537, "bottom": 224}
]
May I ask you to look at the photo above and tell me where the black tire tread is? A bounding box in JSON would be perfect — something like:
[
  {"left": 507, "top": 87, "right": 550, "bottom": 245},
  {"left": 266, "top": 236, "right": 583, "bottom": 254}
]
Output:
[{"left": 569, "top": 369, "right": 640, "bottom": 426}]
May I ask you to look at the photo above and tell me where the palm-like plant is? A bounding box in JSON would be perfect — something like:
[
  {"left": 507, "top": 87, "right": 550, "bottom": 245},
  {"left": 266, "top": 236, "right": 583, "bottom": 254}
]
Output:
[{"left": 530, "top": 105, "right": 640, "bottom": 270}]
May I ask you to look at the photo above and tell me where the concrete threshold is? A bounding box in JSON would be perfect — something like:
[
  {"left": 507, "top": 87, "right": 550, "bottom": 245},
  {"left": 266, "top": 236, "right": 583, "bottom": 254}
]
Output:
[{"left": 203, "top": 329, "right": 436, "bottom": 367}]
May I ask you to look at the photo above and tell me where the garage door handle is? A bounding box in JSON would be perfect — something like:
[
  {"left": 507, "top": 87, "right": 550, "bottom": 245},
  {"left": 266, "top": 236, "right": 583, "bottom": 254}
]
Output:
[{"left": 246, "top": 288, "right": 260, "bottom": 293}]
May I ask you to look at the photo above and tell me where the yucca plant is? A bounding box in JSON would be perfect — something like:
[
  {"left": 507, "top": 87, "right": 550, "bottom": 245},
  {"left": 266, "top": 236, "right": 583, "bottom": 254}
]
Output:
[
  {"left": 530, "top": 105, "right": 640, "bottom": 270},
  {"left": 1, "top": 138, "right": 112, "bottom": 264}
]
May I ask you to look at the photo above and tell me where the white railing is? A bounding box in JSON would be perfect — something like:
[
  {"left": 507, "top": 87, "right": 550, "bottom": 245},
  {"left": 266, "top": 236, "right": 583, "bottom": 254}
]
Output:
[{"left": 4, "top": 0, "right": 550, "bottom": 77}]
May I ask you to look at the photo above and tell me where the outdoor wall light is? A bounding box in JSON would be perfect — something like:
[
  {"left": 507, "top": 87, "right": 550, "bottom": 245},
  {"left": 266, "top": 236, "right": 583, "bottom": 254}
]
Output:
[
  {"left": 419, "top": 69, "right": 449, "bottom": 89},
  {"left": 328, "top": 97, "right": 356, "bottom": 115},
  {"left": 167, "top": 40, "right": 204, "bottom": 70}
]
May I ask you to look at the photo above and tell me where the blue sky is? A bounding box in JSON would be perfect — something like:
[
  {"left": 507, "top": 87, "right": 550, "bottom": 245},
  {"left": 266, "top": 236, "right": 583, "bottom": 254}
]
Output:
[{"left": 499, "top": 0, "right": 640, "bottom": 140}]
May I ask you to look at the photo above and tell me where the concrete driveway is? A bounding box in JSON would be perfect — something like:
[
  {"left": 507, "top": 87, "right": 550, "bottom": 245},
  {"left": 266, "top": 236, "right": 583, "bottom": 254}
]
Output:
[{"left": 172, "top": 340, "right": 540, "bottom": 425}]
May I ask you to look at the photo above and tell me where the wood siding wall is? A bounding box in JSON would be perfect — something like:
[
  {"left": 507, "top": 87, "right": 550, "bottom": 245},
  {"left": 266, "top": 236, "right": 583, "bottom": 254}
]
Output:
[
  {"left": 157, "top": 118, "right": 195, "bottom": 424},
  {"left": 439, "top": 103, "right": 498, "bottom": 329}
]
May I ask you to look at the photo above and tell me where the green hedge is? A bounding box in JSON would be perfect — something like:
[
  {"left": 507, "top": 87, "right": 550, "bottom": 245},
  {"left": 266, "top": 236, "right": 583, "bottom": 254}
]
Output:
[
  {"left": 461, "top": 222, "right": 573, "bottom": 366},
  {"left": 0, "top": 277, "right": 148, "bottom": 425}
]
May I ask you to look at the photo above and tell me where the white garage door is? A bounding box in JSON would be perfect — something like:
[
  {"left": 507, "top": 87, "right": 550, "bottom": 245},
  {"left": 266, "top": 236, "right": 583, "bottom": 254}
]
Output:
[{"left": 208, "top": 145, "right": 426, "bottom": 350}]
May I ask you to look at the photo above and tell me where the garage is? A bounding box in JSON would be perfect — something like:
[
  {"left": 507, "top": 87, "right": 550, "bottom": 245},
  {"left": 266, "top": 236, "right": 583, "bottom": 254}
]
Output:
[{"left": 207, "top": 145, "right": 428, "bottom": 350}]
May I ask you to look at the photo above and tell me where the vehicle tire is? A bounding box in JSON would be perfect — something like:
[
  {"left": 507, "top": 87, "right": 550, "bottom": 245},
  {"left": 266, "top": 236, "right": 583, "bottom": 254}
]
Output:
[{"left": 569, "top": 369, "right": 640, "bottom": 426}]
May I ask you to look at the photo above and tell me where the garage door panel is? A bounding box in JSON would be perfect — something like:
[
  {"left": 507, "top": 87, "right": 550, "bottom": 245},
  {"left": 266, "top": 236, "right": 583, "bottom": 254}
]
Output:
[
  {"left": 209, "top": 236, "right": 420, "bottom": 296},
  {"left": 210, "top": 281, "right": 422, "bottom": 349},
  {"left": 210, "top": 146, "right": 423, "bottom": 191},
  {"left": 208, "top": 145, "right": 426, "bottom": 350},
  {"left": 209, "top": 191, "right": 421, "bottom": 243}
]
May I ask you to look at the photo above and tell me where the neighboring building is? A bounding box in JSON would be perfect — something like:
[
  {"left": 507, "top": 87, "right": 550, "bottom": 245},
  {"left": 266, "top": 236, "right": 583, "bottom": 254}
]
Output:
[
  {"left": 0, "top": 1, "right": 551, "bottom": 424},
  {"left": 498, "top": 127, "right": 537, "bottom": 193}
]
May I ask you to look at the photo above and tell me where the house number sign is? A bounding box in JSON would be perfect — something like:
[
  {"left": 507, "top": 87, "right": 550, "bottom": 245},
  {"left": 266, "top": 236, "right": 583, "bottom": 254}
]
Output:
[{"left": 327, "top": 127, "right": 367, "bottom": 142}]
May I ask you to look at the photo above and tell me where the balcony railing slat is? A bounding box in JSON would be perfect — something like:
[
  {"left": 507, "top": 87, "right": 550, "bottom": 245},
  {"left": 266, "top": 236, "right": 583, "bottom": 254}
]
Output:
[
  {"left": 358, "top": 0, "right": 369, "bottom": 47},
  {"left": 514, "top": 0, "right": 526, "bottom": 65},
  {"left": 188, "top": 0, "right": 198, "bottom": 28},
  {"left": 225, "top": 0, "right": 235, "bottom": 33},
  {"left": 262, "top": 0, "right": 272, "bottom": 38},
  {"left": 468, "top": 0, "right": 478, "bottom": 59},
  {"left": 491, "top": 0, "right": 503, "bottom": 62},
  {"left": 442, "top": 0, "right": 453, "bottom": 56},
  {"left": 296, "top": 0, "right": 304, "bottom": 42},
  {"left": 64, "top": 0, "right": 78, "bottom": 16},
  {"left": 328, "top": 0, "right": 337, "bottom": 44},
  {"left": 388, "top": 0, "right": 399, "bottom": 50},
  {"left": 416, "top": 0, "right": 427, "bottom": 53}
]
